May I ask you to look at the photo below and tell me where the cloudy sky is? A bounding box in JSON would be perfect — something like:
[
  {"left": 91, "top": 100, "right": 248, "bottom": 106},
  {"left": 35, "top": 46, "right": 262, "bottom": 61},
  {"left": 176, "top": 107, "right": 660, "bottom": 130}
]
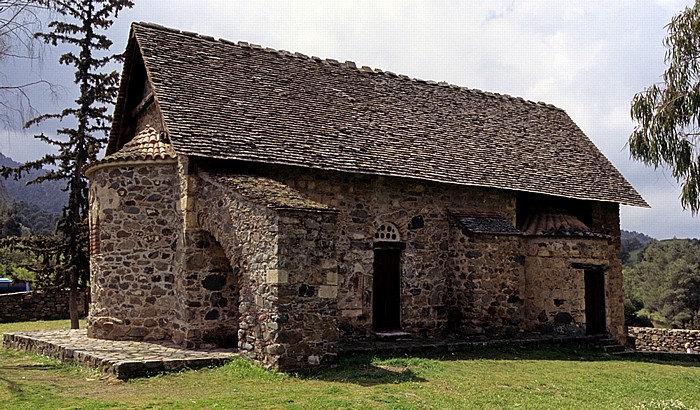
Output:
[{"left": 1, "top": 0, "right": 698, "bottom": 239}]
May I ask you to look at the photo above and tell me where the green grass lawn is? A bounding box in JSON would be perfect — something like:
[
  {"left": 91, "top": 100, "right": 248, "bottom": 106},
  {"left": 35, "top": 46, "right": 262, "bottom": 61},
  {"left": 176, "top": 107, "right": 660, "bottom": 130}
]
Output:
[{"left": 1, "top": 320, "right": 700, "bottom": 409}]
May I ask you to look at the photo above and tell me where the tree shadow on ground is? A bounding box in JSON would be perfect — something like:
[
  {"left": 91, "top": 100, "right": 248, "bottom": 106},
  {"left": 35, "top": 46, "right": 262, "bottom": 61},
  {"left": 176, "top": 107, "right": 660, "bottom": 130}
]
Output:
[
  {"left": 298, "top": 356, "right": 427, "bottom": 386},
  {"left": 302, "top": 345, "right": 700, "bottom": 386},
  {"left": 0, "top": 375, "right": 24, "bottom": 395},
  {"left": 0, "top": 362, "right": 63, "bottom": 396},
  {"left": 411, "top": 345, "right": 700, "bottom": 368}
]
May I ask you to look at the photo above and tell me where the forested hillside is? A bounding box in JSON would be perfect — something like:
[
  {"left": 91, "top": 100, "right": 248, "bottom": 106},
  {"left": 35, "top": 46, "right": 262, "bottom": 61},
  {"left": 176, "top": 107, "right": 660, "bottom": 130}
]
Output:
[
  {"left": 0, "top": 153, "right": 68, "bottom": 214},
  {"left": 624, "top": 238, "right": 700, "bottom": 329},
  {"left": 0, "top": 153, "right": 64, "bottom": 279},
  {"left": 0, "top": 153, "right": 65, "bottom": 237},
  {"left": 620, "top": 230, "right": 654, "bottom": 266}
]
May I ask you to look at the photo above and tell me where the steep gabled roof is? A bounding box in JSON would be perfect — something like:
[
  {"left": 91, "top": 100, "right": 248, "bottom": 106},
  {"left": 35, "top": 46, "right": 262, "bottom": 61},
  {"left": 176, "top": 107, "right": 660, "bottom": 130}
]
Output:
[{"left": 108, "top": 22, "right": 647, "bottom": 207}]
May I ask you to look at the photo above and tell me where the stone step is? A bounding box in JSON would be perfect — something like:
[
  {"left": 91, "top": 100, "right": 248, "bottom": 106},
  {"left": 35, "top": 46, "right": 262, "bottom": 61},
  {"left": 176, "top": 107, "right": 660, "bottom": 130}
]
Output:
[
  {"left": 603, "top": 344, "right": 626, "bottom": 354},
  {"left": 589, "top": 334, "right": 628, "bottom": 354},
  {"left": 374, "top": 331, "right": 412, "bottom": 341}
]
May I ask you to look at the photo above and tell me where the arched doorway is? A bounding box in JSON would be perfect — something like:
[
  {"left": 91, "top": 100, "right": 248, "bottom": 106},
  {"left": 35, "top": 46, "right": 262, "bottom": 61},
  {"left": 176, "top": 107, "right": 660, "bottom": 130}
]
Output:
[
  {"left": 372, "top": 222, "right": 403, "bottom": 331},
  {"left": 180, "top": 229, "right": 241, "bottom": 348}
]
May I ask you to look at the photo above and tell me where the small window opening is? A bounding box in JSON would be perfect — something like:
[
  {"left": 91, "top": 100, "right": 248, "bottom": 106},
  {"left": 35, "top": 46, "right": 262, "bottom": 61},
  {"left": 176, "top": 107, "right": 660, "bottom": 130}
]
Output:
[{"left": 374, "top": 222, "right": 401, "bottom": 242}]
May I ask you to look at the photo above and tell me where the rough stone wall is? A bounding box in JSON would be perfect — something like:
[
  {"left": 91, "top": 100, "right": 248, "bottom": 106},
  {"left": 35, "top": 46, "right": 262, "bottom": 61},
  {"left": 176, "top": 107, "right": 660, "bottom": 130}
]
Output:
[
  {"left": 134, "top": 100, "right": 163, "bottom": 135},
  {"left": 170, "top": 229, "right": 239, "bottom": 349},
  {"left": 520, "top": 202, "right": 624, "bottom": 342},
  {"left": 522, "top": 237, "right": 610, "bottom": 335},
  {"left": 176, "top": 171, "right": 339, "bottom": 370},
  {"left": 172, "top": 168, "right": 278, "bottom": 357},
  {"left": 447, "top": 232, "right": 524, "bottom": 336},
  {"left": 87, "top": 151, "right": 625, "bottom": 368},
  {"left": 274, "top": 210, "right": 339, "bottom": 369},
  {"left": 252, "top": 165, "right": 518, "bottom": 339},
  {"left": 87, "top": 161, "right": 180, "bottom": 341},
  {"left": 0, "top": 290, "right": 87, "bottom": 323},
  {"left": 629, "top": 327, "right": 700, "bottom": 352},
  {"left": 252, "top": 165, "right": 623, "bottom": 342},
  {"left": 593, "top": 202, "right": 625, "bottom": 342}
]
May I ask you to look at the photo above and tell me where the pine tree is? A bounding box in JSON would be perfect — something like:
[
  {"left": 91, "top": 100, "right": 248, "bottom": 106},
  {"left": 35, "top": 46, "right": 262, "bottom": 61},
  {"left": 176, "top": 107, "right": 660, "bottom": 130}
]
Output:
[{"left": 1, "top": 0, "right": 133, "bottom": 328}]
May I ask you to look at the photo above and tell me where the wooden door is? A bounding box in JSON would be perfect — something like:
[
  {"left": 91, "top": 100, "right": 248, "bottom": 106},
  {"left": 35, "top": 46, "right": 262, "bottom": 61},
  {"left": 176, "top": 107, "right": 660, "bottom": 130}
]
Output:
[
  {"left": 584, "top": 270, "right": 606, "bottom": 335},
  {"left": 372, "top": 248, "right": 401, "bottom": 330}
]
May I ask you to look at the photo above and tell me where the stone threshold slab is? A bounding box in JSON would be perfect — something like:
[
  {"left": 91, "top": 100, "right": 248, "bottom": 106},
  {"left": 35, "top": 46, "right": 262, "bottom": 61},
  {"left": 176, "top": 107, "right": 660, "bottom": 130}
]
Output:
[
  {"left": 615, "top": 351, "right": 700, "bottom": 362},
  {"left": 3, "top": 329, "right": 238, "bottom": 379},
  {"left": 341, "top": 334, "right": 609, "bottom": 354}
]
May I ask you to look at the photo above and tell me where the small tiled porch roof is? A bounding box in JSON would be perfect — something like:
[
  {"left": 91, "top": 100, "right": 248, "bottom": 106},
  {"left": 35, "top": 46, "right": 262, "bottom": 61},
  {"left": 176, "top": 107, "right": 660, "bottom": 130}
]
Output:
[
  {"left": 450, "top": 209, "right": 520, "bottom": 235},
  {"left": 108, "top": 22, "right": 648, "bottom": 208},
  {"left": 98, "top": 124, "right": 175, "bottom": 164},
  {"left": 203, "top": 172, "right": 335, "bottom": 212}
]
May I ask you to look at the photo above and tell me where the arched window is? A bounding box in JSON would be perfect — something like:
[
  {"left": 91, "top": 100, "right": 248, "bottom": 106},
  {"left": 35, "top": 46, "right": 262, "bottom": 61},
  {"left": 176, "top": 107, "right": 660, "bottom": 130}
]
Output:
[{"left": 374, "top": 222, "right": 401, "bottom": 242}]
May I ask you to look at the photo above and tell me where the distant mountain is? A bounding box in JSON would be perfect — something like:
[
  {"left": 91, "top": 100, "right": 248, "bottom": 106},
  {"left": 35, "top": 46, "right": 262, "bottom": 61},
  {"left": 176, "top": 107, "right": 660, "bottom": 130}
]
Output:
[
  {"left": 0, "top": 153, "right": 68, "bottom": 214},
  {"left": 621, "top": 230, "right": 654, "bottom": 246},
  {"left": 621, "top": 230, "right": 655, "bottom": 267}
]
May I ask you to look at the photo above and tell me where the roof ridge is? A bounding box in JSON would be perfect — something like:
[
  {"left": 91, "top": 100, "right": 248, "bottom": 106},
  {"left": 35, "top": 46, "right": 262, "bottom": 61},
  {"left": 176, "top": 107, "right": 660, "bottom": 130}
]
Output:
[{"left": 131, "top": 21, "right": 563, "bottom": 112}]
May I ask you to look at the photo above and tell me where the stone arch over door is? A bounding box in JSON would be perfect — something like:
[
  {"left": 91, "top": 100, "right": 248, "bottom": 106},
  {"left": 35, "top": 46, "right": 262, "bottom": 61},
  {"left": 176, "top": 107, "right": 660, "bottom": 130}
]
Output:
[
  {"left": 180, "top": 228, "right": 241, "bottom": 348},
  {"left": 190, "top": 180, "right": 281, "bottom": 362},
  {"left": 191, "top": 209, "right": 248, "bottom": 349},
  {"left": 372, "top": 220, "right": 405, "bottom": 331}
]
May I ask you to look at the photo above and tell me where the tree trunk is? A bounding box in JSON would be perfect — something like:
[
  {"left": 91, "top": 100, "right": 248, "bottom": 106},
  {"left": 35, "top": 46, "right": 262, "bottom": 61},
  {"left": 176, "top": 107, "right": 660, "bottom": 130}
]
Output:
[{"left": 69, "top": 270, "right": 79, "bottom": 329}]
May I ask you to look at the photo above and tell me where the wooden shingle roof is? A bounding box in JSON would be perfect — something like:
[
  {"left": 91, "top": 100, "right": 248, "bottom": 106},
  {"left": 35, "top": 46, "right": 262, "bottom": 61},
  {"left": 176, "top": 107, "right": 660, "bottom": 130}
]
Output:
[{"left": 108, "top": 22, "right": 647, "bottom": 207}]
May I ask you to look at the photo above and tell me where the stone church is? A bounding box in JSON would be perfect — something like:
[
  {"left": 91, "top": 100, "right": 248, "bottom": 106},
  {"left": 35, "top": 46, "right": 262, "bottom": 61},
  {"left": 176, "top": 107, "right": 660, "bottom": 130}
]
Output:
[{"left": 86, "top": 22, "right": 648, "bottom": 370}]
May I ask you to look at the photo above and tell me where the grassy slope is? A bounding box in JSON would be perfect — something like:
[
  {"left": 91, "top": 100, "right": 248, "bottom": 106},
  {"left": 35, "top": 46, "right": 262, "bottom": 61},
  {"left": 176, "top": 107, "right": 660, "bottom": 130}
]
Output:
[{"left": 1, "top": 320, "right": 700, "bottom": 409}]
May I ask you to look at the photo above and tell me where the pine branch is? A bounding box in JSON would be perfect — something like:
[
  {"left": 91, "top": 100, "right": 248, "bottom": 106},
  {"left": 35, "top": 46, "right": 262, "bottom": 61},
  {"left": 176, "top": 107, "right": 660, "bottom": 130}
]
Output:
[{"left": 0, "top": 151, "right": 59, "bottom": 180}]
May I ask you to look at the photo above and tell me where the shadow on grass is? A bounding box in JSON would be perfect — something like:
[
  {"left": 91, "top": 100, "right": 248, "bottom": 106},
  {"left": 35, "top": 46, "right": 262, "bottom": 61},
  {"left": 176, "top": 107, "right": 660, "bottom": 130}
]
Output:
[
  {"left": 0, "top": 375, "right": 25, "bottom": 395},
  {"left": 0, "top": 362, "right": 61, "bottom": 396},
  {"left": 298, "top": 355, "right": 428, "bottom": 386},
  {"left": 301, "top": 345, "right": 700, "bottom": 385},
  {"left": 413, "top": 344, "right": 700, "bottom": 368},
  {"left": 0, "top": 363, "right": 62, "bottom": 370}
]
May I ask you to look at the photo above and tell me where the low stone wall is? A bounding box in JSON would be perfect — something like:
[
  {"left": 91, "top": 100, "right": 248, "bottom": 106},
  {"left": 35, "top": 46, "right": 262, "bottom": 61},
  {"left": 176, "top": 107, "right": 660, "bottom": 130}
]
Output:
[
  {"left": 0, "top": 289, "right": 87, "bottom": 323},
  {"left": 629, "top": 327, "right": 700, "bottom": 352}
]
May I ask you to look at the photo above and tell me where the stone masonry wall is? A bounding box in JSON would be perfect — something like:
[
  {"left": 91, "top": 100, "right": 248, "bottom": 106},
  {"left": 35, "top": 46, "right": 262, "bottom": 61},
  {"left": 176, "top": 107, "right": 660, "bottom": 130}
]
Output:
[
  {"left": 87, "top": 161, "right": 180, "bottom": 341},
  {"left": 448, "top": 232, "right": 524, "bottom": 336},
  {"left": 226, "top": 164, "right": 625, "bottom": 342},
  {"left": 179, "top": 172, "right": 339, "bottom": 370},
  {"left": 629, "top": 327, "right": 700, "bottom": 352},
  {"left": 520, "top": 202, "right": 625, "bottom": 343},
  {"left": 247, "top": 164, "right": 519, "bottom": 339},
  {"left": 523, "top": 237, "right": 610, "bottom": 335},
  {"left": 170, "top": 229, "right": 239, "bottom": 349},
  {"left": 87, "top": 154, "right": 624, "bottom": 369},
  {"left": 172, "top": 169, "right": 278, "bottom": 355},
  {"left": 0, "top": 289, "right": 87, "bottom": 323},
  {"left": 592, "top": 202, "right": 625, "bottom": 342},
  {"left": 274, "top": 210, "right": 339, "bottom": 369}
]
